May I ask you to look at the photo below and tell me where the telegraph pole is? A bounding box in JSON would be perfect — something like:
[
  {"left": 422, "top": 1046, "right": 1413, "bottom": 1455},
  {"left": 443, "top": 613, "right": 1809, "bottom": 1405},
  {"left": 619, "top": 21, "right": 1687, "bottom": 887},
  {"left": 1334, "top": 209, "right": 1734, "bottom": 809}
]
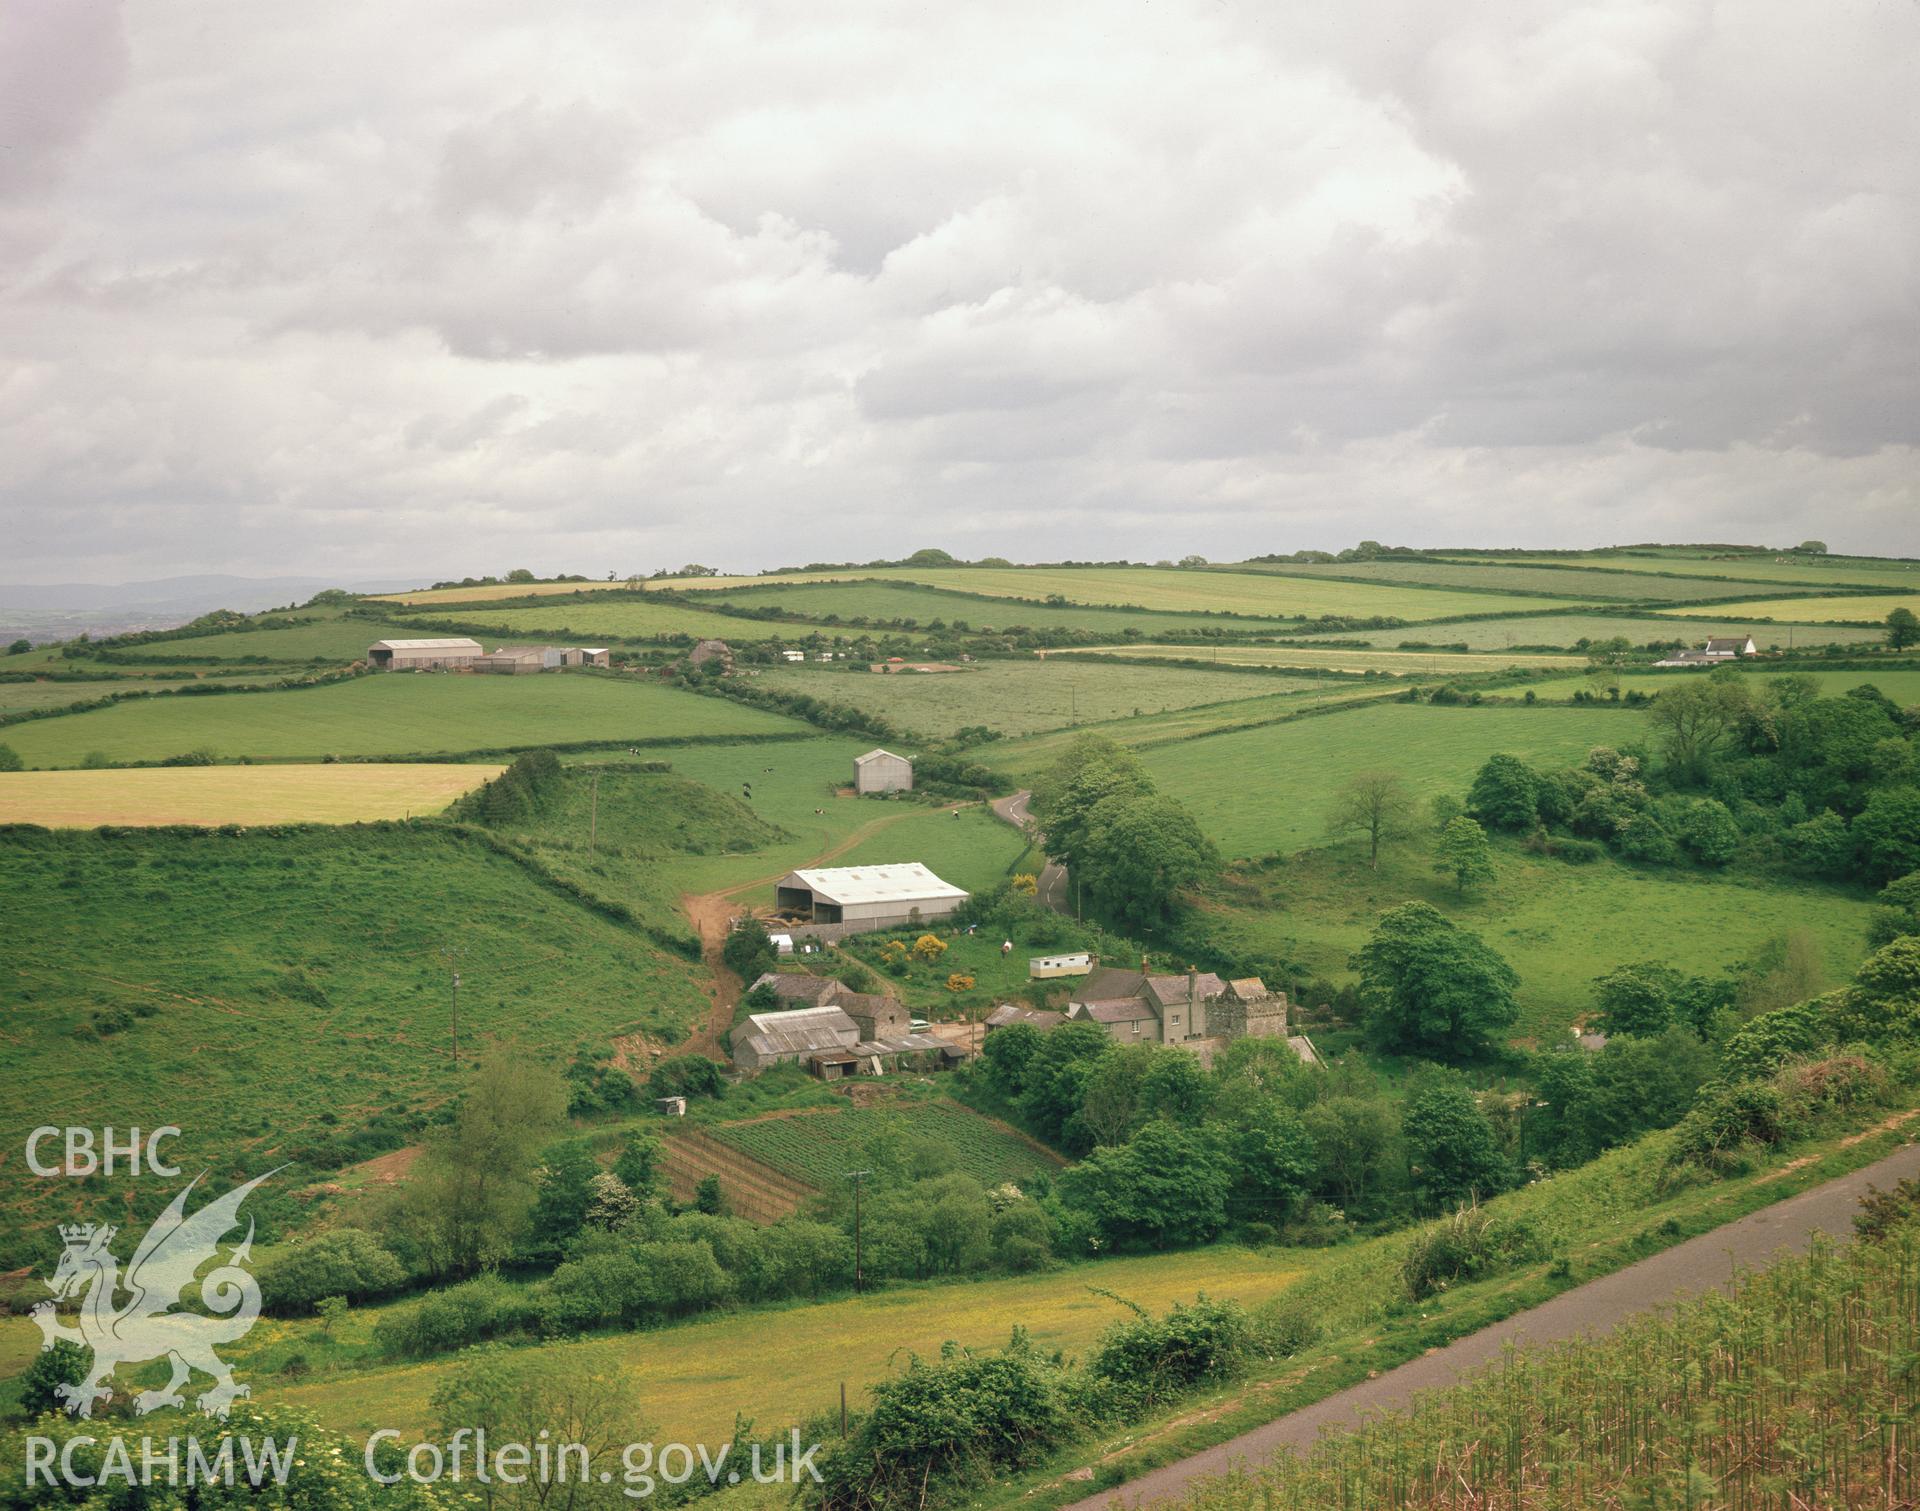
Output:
[{"left": 848, "top": 1170, "right": 872, "bottom": 1293}]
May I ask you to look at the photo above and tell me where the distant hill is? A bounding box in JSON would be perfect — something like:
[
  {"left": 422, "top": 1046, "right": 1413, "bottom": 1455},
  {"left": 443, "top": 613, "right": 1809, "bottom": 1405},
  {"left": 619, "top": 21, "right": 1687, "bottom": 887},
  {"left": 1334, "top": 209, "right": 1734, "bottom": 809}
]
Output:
[{"left": 0, "top": 574, "right": 424, "bottom": 641}]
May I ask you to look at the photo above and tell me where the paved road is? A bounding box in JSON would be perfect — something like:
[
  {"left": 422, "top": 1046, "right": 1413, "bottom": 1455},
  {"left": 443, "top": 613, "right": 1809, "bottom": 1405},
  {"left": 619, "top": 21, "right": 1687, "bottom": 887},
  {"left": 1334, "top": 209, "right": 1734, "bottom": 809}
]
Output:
[
  {"left": 991, "top": 789, "right": 1072, "bottom": 915},
  {"left": 1065, "top": 1136, "right": 1920, "bottom": 1511}
]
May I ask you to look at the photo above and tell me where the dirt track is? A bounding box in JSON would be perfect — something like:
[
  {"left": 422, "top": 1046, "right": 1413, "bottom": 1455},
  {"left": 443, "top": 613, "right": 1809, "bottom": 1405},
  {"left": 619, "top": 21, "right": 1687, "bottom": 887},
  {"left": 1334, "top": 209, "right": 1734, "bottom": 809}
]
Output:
[
  {"left": 1061, "top": 1133, "right": 1920, "bottom": 1511},
  {"left": 671, "top": 798, "right": 976, "bottom": 1060}
]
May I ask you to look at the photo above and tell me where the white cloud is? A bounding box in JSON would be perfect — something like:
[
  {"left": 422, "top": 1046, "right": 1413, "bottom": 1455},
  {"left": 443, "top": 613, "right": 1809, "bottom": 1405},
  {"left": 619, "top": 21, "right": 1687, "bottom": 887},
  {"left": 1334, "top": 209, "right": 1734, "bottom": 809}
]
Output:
[{"left": 0, "top": 0, "right": 1913, "bottom": 582}]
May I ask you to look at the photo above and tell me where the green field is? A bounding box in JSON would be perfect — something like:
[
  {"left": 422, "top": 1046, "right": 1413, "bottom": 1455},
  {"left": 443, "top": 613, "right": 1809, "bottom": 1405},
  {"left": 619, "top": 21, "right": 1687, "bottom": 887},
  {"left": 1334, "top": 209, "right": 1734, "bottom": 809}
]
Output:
[
  {"left": 1342, "top": 613, "right": 1885, "bottom": 651},
  {"left": 110, "top": 619, "right": 422, "bottom": 663},
  {"left": 1664, "top": 592, "right": 1920, "bottom": 624},
  {"left": 0, "top": 673, "right": 803, "bottom": 766},
  {"left": 446, "top": 597, "right": 785, "bottom": 644},
  {"left": 704, "top": 580, "right": 1299, "bottom": 634},
  {"left": 834, "top": 567, "right": 1595, "bottom": 622},
  {"left": 1056, "top": 645, "right": 1583, "bottom": 675},
  {"left": 256, "top": 1244, "right": 1302, "bottom": 1447},
  {"left": 1143, "top": 702, "right": 1647, "bottom": 858},
  {"left": 755, "top": 660, "right": 1329, "bottom": 741},
  {"left": 978, "top": 686, "right": 1409, "bottom": 776},
  {"left": 0, "top": 680, "right": 158, "bottom": 713},
  {"left": 0, "top": 825, "right": 711, "bottom": 1264},
  {"left": 617, "top": 738, "right": 1026, "bottom": 899},
  {"left": 1230, "top": 559, "right": 1792, "bottom": 603},
  {"left": 1523, "top": 663, "right": 1920, "bottom": 704},
  {"left": 0, "top": 763, "right": 501, "bottom": 826},
  {"left": 1207, "top": 839, "right": 1871, "bottom": 1044},
  {"left": 1438, "top": 550, "right": 1920, "bottom": 592},
  {"left": 704, "top": 1102, "right": 1058, "bottom": 1188}
]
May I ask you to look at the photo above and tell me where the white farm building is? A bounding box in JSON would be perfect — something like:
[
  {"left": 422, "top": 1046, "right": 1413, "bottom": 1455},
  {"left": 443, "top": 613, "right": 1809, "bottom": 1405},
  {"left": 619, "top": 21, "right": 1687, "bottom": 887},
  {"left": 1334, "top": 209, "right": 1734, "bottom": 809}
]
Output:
[
  {"left": 774, "top": 863, "right": 967, "bottom": 929},
  {"left": 366, "top": 637, "right": 483, "bottom": 670},
  {"left": 854, "top": 748, "right": 913, "bottom": 794}
]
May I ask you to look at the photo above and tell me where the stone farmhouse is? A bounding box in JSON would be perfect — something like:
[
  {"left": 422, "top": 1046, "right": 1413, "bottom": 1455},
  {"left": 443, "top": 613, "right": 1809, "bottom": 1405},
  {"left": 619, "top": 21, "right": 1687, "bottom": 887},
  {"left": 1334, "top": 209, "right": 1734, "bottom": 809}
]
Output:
[{"left": 1065, "top": 962, "right": 1310, "bottom": 1062}]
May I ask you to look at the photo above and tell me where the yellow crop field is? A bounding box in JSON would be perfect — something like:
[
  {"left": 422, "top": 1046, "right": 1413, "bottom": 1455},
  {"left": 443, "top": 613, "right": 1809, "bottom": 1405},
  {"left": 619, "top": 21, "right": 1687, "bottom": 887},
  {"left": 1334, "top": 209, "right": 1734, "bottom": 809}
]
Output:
[
  {"left": 266, "top": 1247, "right": 1301, "bottom": 1445},
  {"left": 0, "top": 764, "right": 502, "bottom": 827},
  {"left": 1054, "top": 645, "right": 1585, "bottom": 674},
  {"left": 1664, "top": 593, "right": 1920, "bottom": 623}
]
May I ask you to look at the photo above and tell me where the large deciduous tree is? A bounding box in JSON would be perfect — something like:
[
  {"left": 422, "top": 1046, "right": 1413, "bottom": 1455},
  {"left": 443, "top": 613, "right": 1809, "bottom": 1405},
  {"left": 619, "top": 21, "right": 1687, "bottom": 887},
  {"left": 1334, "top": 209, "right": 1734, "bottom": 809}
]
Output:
[
  {"left": 1325, "top": 769, "right": 1415, "bottom": 868},
  {"left": 1351, "top": 902, "right": 1519, "bottom": 1060},
  {"left": 1433, "top": 815, "right": 1496, "bottom": 894},
  {"left": 1466, "top": 754, "right": 1540, "bottom": 830},
  {"left": 1647, "top": 673, "right": 1754, "bottom": 784}
]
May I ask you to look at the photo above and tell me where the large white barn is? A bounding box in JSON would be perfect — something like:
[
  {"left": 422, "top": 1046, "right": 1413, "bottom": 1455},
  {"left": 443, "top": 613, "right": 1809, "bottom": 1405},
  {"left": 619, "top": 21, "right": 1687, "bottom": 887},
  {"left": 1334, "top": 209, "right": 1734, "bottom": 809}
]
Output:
[{"left": 774, "top": 863, "right": 967, "bottom": 929}]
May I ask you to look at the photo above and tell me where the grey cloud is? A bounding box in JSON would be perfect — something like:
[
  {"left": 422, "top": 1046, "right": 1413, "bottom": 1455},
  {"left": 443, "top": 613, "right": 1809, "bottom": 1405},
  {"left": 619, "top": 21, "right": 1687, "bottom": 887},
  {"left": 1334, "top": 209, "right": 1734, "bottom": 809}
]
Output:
[{"left": 0, "top": 0, "right": 1914, "bottom": 581}]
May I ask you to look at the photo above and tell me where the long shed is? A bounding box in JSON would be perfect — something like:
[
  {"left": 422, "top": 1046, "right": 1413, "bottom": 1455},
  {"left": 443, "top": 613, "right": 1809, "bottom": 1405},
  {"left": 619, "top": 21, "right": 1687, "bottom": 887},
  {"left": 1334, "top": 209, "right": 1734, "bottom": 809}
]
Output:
[
  {"left": 366, "top": 637, "right": 482, "bottom": 670},
  {"left": 774, "top": 863, "right": 967, "bottom": 930}
]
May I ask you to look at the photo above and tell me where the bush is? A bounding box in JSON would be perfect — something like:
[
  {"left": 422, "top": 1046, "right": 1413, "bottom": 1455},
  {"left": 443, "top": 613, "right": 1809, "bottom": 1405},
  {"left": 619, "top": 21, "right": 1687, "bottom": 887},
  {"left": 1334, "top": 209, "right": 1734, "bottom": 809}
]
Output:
[
  {"left": 1400, "top": 1205, "right": 1548, "bottom": 1300},
  {"left": 646, "top": 1054, "right": 725, "bottom": 1101},
  {"left": 373, "top": 1273, "right": 539, "bottom": 1356},
  {"left": 19, "top": 1339, "right": 88, "bottom": 1416},
  {"left": 259, "top": 1228, "right": 407, "bottom": 1314},
  {"left": 809, "top": 1332, "right": 1086, "bottom": 1510},
  {"left": 1669, "top": 1081, "right": 1788, "bottom": 1171},
  {"left": 1088, "top": 1295, "right": 1252, "bottom": 1409}
]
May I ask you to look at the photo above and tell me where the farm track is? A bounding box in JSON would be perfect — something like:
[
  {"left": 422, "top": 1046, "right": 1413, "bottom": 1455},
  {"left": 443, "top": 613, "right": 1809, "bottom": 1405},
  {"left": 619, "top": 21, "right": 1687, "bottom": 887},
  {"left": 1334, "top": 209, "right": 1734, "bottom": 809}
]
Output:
[
  {"left": 657, "top": 1127, "right": 816, "bottom": 1223},
  {"left": 672, "top": 798, "right": 973, "bottom": 1060}
]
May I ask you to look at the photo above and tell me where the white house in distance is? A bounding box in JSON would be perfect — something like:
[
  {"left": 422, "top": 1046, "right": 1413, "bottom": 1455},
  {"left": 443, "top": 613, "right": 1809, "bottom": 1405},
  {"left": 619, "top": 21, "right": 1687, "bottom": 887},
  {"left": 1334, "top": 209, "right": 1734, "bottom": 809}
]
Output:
[
  {"left": 774, "top": 862, "right": 967, "bottom": 929},
  {"left": 1654, "top": 635, "right": 1759, "bottom": 668},
  {"left": 854, "top": 748, "right": 913, "bottom": 794}
]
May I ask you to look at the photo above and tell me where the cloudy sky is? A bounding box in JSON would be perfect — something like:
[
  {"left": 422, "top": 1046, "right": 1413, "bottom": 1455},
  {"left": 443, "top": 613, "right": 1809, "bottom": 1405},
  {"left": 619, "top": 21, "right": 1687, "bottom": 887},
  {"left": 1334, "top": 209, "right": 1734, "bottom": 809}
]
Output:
[{"left": 1, "top": 0, "right": 1914, "bottom": 583}]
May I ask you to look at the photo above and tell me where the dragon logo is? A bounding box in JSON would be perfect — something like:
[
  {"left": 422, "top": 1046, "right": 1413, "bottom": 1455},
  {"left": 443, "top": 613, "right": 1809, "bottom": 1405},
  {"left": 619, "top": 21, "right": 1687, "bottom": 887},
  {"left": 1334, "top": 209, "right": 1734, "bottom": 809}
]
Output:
[{"left": 32, "top": 1169, "right": 279, "bottom": 1418}]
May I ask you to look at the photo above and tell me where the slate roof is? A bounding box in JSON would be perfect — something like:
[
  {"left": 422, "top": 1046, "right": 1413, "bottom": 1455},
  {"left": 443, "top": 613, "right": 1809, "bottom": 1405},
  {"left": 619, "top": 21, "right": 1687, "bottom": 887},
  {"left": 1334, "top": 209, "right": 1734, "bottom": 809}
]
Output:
[
  {"left": 1144, "top": 972, "right": 1226, "bottom": 1008},
  {"left": 748, "top": 972, "right": 845, "bottom": 1004},
  {"left": 1073, "top": 1000, "right": 1159, "bottom": 1024},
  {"left": 1227, "top": 977, "right": 1272, "bottom": 999},
  {"left": 728, "top": 1005, "right": 859, "bottom": 1059}
]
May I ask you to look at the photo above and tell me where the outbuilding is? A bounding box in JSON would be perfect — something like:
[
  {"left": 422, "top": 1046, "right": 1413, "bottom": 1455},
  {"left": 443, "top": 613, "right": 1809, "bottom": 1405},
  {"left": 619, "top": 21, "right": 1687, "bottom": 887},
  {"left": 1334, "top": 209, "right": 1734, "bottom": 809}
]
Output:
[
  {"left": 773, "top": 862, "right": 967, "bottom": 929},
  {"left": 854, "top": 748, "right": 913, "bottom": 794},
  {"left": 366, "top": 637, "right": 483, "bottom": 670}
]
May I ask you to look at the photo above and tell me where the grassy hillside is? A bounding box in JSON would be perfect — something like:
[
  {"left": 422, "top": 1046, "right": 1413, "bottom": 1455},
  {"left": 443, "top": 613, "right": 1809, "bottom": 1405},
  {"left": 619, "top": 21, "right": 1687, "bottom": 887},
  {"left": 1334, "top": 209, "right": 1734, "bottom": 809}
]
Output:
[
  {"left": 1664, "top": 591, "right": 1920, "bottom": 623},
  {"left": 704, "top": 580, "right": 1299, "bottom": 634},
  {"left": 1231, "top": 559, "right": 1795, "bottom": 603},
  {"left": 651, "top": 738, "right": 1027, "bottom": 897},
  {"left": 1, "top": 673, "right": 803, "bottom": 766},
  {"left": 445, "top": 597, "right": 784, "bottom": 644},
  {"left": 1055, "top": 645, "right": 1581, "bottom": 674},
  {"left": 0, "top": 764, "right": 500, "bottom": 826},
  {"left": 1438, "top": 549, "right": 1920, "bottom": 592},
  {"left": 1524, "top": 662, "right": 1920, "bottom": 704},
  {"left": 1344, "top": 613, "right": 1886, "bottom": 650},
  {"left": 109, "top": 619, "right": 422, "bottom": 663},
  {"left": 847, "top": 567, "right": 1595, "bottom": 621},
  {"left": 1208, "top": 839, "right": 1870, "bottom": 1044},
  {"left": 754, "top": 661, "right": 1330, "bottom": 740},
  {"left": 0, "top": 824, "right": 712, "bottom": 1265},
  {"left": 1142, "top": 702, "right": 1646, "bottom": 858}
]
